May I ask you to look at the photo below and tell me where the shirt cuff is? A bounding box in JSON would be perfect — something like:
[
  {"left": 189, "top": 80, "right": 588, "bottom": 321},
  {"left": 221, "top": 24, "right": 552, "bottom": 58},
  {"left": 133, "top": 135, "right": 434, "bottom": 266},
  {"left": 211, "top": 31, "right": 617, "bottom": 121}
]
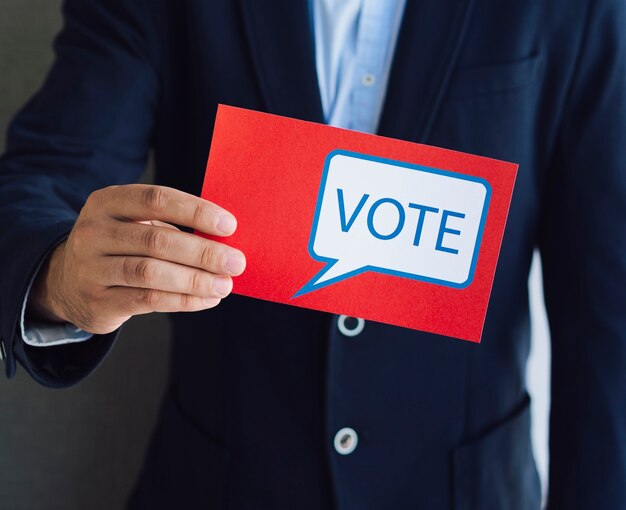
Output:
[{"left": 20, "top": 276, "right": 93, "bottom": 348}]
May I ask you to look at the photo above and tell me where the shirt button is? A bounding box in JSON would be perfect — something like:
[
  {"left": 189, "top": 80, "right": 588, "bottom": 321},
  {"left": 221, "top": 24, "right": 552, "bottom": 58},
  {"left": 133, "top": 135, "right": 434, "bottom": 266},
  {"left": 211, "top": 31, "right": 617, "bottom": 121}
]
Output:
[
  {"left": 337, "top": 315, "right": 365, "bottom": 337},
  {"left": 334, "top": 427, "right": 358, "bottom": 455},
  {"left": 362, "top": 73, "right": 376, "bottom": 86}
]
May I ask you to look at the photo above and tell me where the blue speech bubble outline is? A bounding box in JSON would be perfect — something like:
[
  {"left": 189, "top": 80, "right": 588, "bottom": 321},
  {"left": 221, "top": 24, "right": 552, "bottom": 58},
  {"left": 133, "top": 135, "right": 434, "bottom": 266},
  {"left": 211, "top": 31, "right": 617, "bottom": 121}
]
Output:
[{"left": 291, "top": 149, "right": 492, "bottom": 299}]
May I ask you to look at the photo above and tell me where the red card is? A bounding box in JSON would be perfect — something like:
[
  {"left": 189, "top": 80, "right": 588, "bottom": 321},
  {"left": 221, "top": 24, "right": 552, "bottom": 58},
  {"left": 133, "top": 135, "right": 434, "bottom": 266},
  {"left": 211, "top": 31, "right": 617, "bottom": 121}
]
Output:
[{"left": 199, "top": 105, "right": 517, "bottom": 342}]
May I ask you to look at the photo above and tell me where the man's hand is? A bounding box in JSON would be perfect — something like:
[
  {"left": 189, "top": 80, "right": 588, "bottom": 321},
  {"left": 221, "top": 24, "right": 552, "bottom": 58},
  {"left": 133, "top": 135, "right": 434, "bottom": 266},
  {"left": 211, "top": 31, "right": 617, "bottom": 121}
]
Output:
[{"left": 28, "top": 184, "right": 246, "bottom": 334}]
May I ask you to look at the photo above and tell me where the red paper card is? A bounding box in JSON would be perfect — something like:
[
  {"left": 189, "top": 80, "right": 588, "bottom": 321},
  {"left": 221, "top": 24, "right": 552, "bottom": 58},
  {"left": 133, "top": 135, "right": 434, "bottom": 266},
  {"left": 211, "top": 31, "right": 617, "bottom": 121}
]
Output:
[{"left": 199, "top": 105, "right": 517, "bottom": 342}]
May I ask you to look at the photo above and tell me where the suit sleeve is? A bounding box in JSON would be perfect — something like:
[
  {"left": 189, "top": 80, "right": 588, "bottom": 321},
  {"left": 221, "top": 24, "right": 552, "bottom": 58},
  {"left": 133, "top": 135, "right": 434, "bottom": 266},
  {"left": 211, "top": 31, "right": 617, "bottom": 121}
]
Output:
[
  {"left": 540, "top": 1, "right": 626, "bottom": 507},
  {"left": 0, "top": 0, "right": 160, "bottom": 387}
]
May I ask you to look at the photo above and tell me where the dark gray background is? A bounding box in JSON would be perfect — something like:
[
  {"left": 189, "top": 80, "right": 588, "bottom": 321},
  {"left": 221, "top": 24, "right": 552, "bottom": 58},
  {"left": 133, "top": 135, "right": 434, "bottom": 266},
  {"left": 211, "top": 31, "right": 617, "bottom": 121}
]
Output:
[
  {"left": 0, "top": 2, "right": 171, "bottom": 509},
  {"left": 0, "top": 2, "right": 551, "bottom": 508}
]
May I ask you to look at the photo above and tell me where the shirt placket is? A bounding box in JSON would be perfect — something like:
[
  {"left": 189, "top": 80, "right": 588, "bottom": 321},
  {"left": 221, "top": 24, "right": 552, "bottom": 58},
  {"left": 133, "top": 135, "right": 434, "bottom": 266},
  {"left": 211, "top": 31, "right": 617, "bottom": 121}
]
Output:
[{"left": 349, "top": 0, "right": 395, "bottom": 134}]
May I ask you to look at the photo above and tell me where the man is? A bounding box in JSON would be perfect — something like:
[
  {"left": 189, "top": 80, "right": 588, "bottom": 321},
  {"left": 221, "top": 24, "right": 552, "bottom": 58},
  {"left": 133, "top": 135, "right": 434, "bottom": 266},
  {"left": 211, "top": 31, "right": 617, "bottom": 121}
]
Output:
[{"left": 0, "top": 0, "right": 624, "bottom": 508}]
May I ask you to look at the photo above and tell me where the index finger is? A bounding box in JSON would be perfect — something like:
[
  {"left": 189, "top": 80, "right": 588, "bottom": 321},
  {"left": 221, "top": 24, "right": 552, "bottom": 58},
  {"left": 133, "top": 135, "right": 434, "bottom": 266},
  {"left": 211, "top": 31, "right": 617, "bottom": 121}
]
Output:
[{"left": 99, "top": 184, "right": 237, "bottom": 236}]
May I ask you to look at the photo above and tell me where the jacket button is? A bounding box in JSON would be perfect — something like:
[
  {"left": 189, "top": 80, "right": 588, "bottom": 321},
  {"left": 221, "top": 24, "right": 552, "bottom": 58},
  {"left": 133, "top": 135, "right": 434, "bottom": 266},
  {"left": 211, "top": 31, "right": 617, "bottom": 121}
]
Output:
[
  {"left": 337, "top": 316, "right": 365, "bottom": 337},
  {"left": 334, "top": 427, "right": 358, "bottom": 455}
]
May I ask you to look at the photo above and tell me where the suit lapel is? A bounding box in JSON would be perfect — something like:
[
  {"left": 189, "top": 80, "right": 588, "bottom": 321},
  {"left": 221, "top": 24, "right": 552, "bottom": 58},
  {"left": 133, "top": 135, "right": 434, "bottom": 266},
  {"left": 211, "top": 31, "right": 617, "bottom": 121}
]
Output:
[
  {"left": 239, "top": 0, "right": 324, "bottom": 123},
  {"left": 378, "top": 0, "right": 476, "bottom": 143}
]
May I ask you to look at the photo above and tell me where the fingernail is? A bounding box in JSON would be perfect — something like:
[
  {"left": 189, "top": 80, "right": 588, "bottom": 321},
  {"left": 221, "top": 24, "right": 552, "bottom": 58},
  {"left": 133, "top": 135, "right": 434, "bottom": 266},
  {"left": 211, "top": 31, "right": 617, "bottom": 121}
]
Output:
[
  {"left": 213, "top": 276, "right": 232, "bottom": 297},
  {"left": 225, "top": 252, "right": 246, "bottom": 275},
  {"left": 216, "top": 214, "right": 237, "bottom": 235}
]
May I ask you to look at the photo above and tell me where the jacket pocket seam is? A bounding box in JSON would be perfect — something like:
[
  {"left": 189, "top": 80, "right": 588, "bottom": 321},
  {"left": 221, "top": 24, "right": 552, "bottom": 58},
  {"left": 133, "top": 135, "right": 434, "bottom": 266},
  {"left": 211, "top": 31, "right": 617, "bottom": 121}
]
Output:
[
  {"left": 447, "top": 54, "right": 543, "bottom": 101},
  {"left": 451, "top": 393, "right": 541, "bottom": 510}
]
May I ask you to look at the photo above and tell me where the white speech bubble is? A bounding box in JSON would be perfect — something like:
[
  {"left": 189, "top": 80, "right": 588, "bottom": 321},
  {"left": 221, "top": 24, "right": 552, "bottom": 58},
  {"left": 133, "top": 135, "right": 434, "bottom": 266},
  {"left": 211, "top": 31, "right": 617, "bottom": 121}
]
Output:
[{"left": 292, "top": 150, "right": 491, "bottom": 297}]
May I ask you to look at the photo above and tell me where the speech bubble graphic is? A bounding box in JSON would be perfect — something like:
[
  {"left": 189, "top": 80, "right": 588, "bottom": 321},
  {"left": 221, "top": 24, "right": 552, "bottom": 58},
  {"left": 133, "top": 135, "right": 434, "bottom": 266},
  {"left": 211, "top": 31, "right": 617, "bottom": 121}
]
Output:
[{"left": 293, "top": 150, "right": 491, "bottom": 298}]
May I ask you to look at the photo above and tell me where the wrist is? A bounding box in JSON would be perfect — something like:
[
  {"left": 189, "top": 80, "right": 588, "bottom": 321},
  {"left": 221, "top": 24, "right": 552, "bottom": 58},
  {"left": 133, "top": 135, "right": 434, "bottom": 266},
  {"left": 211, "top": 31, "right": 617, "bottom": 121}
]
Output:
[{"left": 28, "top": 242, "right": 70, "bottom": 324}]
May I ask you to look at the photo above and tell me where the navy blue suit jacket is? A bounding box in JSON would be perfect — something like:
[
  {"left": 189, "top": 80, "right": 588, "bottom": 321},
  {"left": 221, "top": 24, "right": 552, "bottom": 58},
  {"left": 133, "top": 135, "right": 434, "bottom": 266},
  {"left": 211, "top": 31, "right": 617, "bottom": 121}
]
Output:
[{"left": 1, "top": 1, "right": 625, "bottom": 508}]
